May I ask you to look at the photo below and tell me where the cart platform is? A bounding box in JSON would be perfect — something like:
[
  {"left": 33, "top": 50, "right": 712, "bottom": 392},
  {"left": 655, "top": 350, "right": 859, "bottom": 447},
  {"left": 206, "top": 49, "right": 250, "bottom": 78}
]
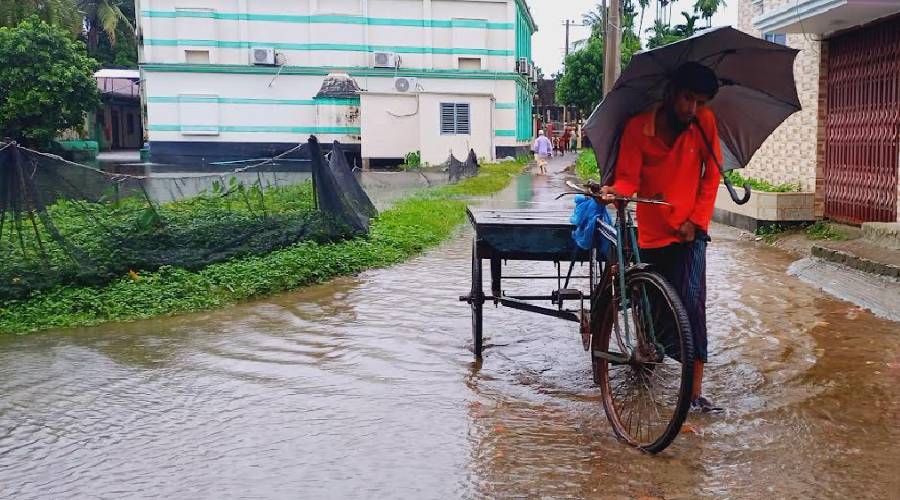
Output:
[{"left": 467, "top": 208, "right": 589, "bottom": 261}]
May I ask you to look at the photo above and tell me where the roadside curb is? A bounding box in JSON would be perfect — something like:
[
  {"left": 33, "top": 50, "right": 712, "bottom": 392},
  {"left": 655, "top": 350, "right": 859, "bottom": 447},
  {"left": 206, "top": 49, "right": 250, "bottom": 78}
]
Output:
[{"left": 811, "top": 244, "right": 900, "bottom": 279}]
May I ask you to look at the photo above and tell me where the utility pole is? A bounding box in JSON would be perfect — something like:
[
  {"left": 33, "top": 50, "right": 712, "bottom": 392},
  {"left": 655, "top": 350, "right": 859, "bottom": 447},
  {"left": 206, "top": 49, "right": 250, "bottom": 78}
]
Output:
[
  {"left": 603, "top": 0, "right": 621, "bottom": 96},
  {"left": 565, "top": 19, "right": 571, "bottom": 57}
]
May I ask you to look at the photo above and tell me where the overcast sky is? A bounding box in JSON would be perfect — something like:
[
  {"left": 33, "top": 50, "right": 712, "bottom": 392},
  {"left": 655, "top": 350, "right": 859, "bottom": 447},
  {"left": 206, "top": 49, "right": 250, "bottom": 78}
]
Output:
[{"left": 524, "top": 0, "right": 739, "bottom": 75}]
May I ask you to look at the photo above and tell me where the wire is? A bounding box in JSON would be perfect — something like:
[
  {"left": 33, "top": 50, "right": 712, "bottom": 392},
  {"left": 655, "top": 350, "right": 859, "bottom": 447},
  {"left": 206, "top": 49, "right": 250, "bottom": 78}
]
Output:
[
  {"left": 268, "top": 53, "right": 289, "bottom": 87},
  {"left": 17, "top": 142, "right": 307, "bottom": 181}
]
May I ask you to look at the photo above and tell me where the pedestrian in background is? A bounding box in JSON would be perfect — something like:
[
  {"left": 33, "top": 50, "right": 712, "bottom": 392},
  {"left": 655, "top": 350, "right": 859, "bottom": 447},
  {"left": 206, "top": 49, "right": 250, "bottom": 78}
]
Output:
[{"left": 531, "top": 130, "right": 552, "bottom": 175}]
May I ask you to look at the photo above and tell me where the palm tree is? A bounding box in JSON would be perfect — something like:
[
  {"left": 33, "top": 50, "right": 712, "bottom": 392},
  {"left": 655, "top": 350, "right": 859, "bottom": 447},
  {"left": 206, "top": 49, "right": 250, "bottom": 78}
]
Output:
[
  {"left": 77, "top": 0, "right": 134, "bottom": 51},
  {"left": 646, "top": 19, "right": 675, "bottom": 49},
  {"left": 0, "top": 0, "right": 80, "bottom": 33},
  {"left": 693, "top": 0, "right": 726, "bottom": 27},
  {"left": 673, "top": 11, "right": 701, "bottom": 38}
]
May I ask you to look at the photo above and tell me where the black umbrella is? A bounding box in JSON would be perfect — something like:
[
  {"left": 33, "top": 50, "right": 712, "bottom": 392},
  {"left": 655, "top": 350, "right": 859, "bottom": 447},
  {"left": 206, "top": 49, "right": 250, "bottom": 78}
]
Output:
[{"left": 583, "top": 27, "right": 801, "bottom": 204}]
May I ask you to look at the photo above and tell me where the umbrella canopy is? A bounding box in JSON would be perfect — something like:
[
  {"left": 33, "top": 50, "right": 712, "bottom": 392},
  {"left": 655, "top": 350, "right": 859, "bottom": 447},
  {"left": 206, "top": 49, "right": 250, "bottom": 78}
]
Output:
[{"left": 583, "top": 27, "right": 801, "bottom": 203}]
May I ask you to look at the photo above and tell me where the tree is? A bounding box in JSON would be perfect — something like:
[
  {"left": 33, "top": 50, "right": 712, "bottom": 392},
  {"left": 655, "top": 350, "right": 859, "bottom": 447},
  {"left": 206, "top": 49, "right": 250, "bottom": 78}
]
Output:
[
  {"left": 0, "top": 0, "right": 80, "bottom": 33},
  {"left": 555, "top": 36, "right": 605, "bottom": 116},
  {"left": 78, "top": 0, "right": 134, "bottom": 53},
  {"left": 673, "top": 11, "right": 701, "bottom": 38},
  {"left": 693, "top": 0, "right": 726, "bottom": 27},
  {"left": 0, "top": 17, "right": 100, "bottom": 146}
]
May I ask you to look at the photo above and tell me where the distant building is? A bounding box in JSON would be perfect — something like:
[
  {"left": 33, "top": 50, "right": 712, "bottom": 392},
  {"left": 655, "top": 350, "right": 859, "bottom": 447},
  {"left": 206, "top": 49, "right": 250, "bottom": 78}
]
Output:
[
  {"left": 93, "top": 69, "right": 143, "bottom": 151},
  {"left": 739, "top": 0, "right": 900, "bottom": 223},
  {"left": 136, "top": 0, "right": 538, "bottom": 166}
]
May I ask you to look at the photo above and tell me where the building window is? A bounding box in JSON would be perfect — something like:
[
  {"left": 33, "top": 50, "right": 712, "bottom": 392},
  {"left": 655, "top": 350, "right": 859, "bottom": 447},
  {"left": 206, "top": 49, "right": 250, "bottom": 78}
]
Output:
[
  {"left": 765, "top": 33, "right": 786, "bottom": 45},
  {"left": 440, "top": 103, "right": 470, "bottom": 135},
  {"left": 458, "top": 57, "right": 482, "bottom": 71},
  {"left": 185, "top": 50, "right": 210, "bottom": 64}
]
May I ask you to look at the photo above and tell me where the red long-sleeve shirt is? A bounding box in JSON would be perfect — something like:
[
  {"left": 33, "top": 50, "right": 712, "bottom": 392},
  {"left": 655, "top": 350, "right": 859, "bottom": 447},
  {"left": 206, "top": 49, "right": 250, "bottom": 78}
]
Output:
[{"left": 611, "top": 106, "right": 722, "bottom": 249}]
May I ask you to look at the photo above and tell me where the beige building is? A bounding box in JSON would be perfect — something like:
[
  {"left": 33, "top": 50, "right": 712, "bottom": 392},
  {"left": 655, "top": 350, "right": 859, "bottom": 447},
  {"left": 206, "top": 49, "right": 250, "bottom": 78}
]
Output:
[{"left": 738, "top": 0, "right": 900, "bottom": 223}]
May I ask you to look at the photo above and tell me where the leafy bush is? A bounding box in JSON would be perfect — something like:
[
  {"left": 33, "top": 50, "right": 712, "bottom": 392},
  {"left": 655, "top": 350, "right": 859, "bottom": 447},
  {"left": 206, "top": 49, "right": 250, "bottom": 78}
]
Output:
[
  {"left": 575, "top": 149, "right": 600, "bottom": 180},
  {"left": 0, "top": 181, "right": 342, "bottom": 300},
  {"left": 400, "top": 150, "right": 421, "bottom": 170},
  {"left": 0, "top": 17, "right": 100, "bottom": 146},
  {"left": 724, "top": 170, "right": 800, "bottom": 193},
  {"left": 805, "top": 221, "right": 847, "bottom": 241}
]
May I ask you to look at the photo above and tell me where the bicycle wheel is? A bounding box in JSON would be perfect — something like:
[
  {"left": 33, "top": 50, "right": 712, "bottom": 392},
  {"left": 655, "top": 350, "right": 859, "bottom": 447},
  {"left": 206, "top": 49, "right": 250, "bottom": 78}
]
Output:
[{"left": 591, "top": 269, "right": 694, "bottom": 453}]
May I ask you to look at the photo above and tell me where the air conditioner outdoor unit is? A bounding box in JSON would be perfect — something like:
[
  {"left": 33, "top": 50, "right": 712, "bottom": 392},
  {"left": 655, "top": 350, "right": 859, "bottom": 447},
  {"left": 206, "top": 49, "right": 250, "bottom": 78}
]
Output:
[
  {"left": 530, "top": 66, "right": 538, "bottom": 82},
  {"left": 393, "top": 77, "right": 418, "bottom": 93},
  {"left": 374, "top": 51, "right": 398, "bottom": 68},
  {"left": 516, "top": 57, "right": 529, "bottom": 75},
  {"left": 251, "top": 47, "right": 276, "bottom": 66}
]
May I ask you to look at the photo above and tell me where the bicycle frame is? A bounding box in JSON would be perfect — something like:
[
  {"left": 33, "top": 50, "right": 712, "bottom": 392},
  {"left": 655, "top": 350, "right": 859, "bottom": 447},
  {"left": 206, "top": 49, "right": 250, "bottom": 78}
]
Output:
[{"left": 592, "top": 200, "right": 663, "bottom": 366}]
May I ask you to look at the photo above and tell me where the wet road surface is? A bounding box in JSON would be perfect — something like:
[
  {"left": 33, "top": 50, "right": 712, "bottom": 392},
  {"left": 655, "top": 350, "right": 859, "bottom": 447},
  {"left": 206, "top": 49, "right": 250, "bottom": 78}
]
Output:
[{"left": 1, "top": 156, "right": 898, "bottom": 499}]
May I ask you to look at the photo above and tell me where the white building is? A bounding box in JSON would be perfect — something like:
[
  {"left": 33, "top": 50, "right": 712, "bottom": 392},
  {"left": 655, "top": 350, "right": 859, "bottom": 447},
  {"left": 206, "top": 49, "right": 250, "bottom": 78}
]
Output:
[{"left": 136, "top": 0, "right": 537, "bottom": 165}]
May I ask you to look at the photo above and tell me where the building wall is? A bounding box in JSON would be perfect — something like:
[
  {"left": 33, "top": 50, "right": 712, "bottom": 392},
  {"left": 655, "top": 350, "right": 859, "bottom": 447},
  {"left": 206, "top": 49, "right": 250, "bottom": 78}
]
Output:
[
  {"left": 360, "top": 92, "right": 494, "bottom": 164},
  {"left": 138, "top": 0, "right": 535, "bottom": 160},
  {"left": 738, "top": 0, "right": 822, "bottom": 194}
]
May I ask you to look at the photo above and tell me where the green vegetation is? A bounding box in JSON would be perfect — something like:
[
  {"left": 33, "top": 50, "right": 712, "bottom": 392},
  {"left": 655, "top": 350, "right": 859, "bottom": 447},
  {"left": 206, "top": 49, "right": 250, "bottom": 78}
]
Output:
[
  {"left": 754, "top": 220, "right": 847, "bottom": 244},
  {"left": 0, "top": 159, "right": 527, "bottom": 334},
  {"left": 0, "top": 1, "right": 137, "bottom": 67},
  {"left": 724, "top": 170, "right": 801, "bottom": 193},
  {"left": 0, "top": 17, "right": 100, "bottom": 146},
  {"left": 0, "top": 181, "right": 339, "bottom": 301},
  {"left": 804, "top": 220, "right": 847, "bottom": 241},
  {"left": 575, "top": 149, "right": 600, "bottom": 180},
  {"left": 754, "top": 223, "right": 786, "bottom": 243},
  {"left": 400, "top": 150, "right": 422, "bottom": 170}
]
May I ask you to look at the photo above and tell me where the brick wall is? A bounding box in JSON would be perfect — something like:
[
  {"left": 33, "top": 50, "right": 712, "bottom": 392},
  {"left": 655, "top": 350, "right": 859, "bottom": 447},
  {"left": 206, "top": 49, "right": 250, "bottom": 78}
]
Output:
[{"left": 737, "top": 0, "right": 822, "bottom": 193}]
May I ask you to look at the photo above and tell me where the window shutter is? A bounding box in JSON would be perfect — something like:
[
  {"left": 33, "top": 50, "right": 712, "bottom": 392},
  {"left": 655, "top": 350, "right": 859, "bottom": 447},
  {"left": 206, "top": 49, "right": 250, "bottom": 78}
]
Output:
[
  {"left": 456, "top": 103, "right": 470, "bottom": 135},
  {"left": 441, "top": 103, "right": 456, "bottom": 134}
]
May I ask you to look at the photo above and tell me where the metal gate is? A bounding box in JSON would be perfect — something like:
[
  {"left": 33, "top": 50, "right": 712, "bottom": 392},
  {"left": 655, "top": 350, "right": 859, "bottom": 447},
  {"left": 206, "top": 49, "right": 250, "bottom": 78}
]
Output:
[{"left": 825, "top": 16, "right": 900, "bottom": 224}]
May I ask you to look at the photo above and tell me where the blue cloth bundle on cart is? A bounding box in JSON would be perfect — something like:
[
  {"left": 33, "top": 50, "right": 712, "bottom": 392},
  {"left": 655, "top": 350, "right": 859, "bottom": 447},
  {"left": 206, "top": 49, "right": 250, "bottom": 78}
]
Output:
[{"left": 570, "top": 194, "right": 612, "bottom": 253}]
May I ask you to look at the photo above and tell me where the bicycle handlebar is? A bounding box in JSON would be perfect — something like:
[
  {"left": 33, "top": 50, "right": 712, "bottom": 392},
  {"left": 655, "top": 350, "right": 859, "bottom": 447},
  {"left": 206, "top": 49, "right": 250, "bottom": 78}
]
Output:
[{"left": 556, "top": 183, "right": 671, "bottom": 206}]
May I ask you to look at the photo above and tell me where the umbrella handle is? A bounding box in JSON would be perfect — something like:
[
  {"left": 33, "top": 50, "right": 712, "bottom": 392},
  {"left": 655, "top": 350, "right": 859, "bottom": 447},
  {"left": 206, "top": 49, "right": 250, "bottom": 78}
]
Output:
[{"left": 722, "top": 174, "right": 751, "bottom": 205}]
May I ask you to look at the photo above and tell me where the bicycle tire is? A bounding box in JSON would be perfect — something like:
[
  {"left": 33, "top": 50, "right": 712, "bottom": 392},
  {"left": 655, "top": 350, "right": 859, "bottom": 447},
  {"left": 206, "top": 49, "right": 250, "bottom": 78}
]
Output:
[{"left": 591, "top": 269, "right": 695, "bottom": 453}]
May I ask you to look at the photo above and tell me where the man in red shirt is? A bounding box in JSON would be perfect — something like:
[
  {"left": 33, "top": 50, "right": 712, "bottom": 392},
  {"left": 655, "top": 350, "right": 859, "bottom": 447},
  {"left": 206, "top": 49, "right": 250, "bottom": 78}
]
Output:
[{"left": 601, "top": 62, "right": 723, "bottom": 412}]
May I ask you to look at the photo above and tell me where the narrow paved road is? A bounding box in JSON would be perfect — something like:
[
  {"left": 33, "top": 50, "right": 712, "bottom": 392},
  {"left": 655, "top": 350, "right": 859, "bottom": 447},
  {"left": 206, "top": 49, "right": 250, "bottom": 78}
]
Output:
[{"left": 1, "top": 155, "right": 898, "bottom": 499}]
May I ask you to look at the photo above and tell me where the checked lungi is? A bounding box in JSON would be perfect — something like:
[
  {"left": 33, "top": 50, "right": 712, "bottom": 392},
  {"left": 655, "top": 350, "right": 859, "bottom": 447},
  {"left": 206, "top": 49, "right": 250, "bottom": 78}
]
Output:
[{"left": 639, "top": 232, "right": 710, "bottom": 362}]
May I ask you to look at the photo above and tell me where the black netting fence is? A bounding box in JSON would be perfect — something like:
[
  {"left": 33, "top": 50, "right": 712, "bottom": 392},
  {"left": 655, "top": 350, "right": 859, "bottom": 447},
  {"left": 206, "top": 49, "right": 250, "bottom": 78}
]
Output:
[
  {"left": 0, "top": 137, "right": 375, "bottom": 300},
  {"left": 447, "top": 149, "right": 479, "bottom": 183}
]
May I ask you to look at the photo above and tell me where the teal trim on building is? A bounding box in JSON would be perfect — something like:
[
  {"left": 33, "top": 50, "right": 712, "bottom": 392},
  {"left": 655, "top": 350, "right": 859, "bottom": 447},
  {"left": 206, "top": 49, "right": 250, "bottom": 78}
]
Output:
[
  {"left": 514, "top": 0, "right": 538, "bottom": 32},
  {"left": 144, "top": 39, "right": 514, "bottom": 56},
  {"left": 494, "top": 130, "right": 516, "bottom": 137},
  {"left": 148, "top": 96, "right": 359, "bottom": 106},
  {"left": 514, "top": 2, "right": 534, "bottom": 64},
  {"left": 142, "top": 10, "right": 514, "bottom": 29},
  {"left": 141, "top": 63, "right": 529, "bottom": 84},
  {"left": 514, "top": 83, "right": 533, "bottom": 141},
  {"left": 150, "top": 124, "right": 360, "bottom": 134},
  {"left": 494, "top": 102, "right": 516, "bottom": 109}
]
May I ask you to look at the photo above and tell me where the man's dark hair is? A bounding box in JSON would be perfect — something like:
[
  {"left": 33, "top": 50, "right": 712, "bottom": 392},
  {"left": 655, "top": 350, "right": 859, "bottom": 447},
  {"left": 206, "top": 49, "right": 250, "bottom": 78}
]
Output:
[{"left": 670, "top": 62, "right": 719, "bottom": 98}]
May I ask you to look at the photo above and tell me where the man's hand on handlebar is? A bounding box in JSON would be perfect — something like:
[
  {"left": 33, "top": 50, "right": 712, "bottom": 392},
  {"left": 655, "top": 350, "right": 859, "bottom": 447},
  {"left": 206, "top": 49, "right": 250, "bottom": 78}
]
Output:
[{"left": 599, "top": 185, "right": 619, "bottom": 204}]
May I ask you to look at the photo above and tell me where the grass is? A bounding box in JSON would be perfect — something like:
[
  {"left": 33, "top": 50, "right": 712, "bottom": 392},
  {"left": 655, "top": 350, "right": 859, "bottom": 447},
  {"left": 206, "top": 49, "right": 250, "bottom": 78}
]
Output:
[
  {"left": 0, "top": 157, "right": 527, "bottom": 334},
  {"left": 804, "top": 220, "right": 847, "bottom": 241},
  {"left": 754, "top": 220, "right": 848, "bottom": 244},
  {"left": 724, "top": 170, "right": 800, "bottom": 193},
  {"left": 575, "top": 149, "right": 600, "bottom": 180}
]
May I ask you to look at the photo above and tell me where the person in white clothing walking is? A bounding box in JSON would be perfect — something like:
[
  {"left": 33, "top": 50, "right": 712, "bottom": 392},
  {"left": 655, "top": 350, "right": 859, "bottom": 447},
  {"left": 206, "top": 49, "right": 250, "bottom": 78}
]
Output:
[{"left": 531, "top": 130, "right": 552, "bottom": 175}]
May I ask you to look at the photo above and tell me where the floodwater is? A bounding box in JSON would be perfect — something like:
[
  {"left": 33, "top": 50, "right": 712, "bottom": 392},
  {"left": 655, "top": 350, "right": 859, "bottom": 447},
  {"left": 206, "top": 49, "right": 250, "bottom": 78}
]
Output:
[{"left": 1, "top": 158, "right": 899, "bottom": 499}]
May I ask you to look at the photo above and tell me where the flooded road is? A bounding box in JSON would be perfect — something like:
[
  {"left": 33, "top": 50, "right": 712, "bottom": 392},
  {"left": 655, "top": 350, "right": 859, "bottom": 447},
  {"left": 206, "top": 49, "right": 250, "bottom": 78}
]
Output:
[{"left": 1, "top": 157, "right": 898, "bottom": 499}]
